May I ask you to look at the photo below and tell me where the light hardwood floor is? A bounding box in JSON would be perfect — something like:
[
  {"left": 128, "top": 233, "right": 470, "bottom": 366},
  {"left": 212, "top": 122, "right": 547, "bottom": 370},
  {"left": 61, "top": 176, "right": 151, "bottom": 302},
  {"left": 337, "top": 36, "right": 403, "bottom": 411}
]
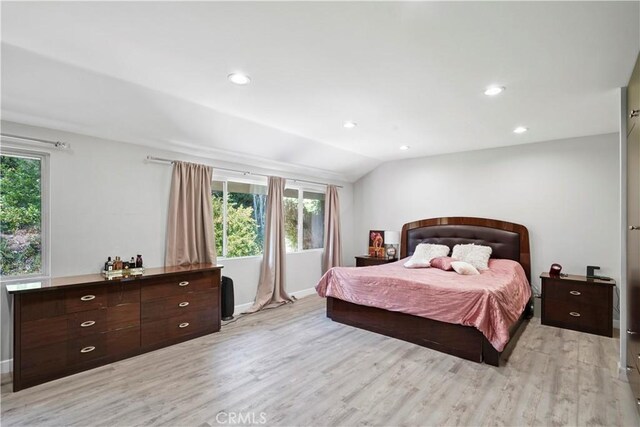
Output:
[{"left": 2, "top": 295, "right": 639, "bottom": 427}]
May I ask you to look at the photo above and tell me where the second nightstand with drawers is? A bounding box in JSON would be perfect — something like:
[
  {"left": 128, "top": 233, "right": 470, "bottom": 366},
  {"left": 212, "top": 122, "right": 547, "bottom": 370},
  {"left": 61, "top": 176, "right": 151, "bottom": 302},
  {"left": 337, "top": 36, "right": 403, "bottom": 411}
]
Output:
[
  {"left": 540, "top": 272, "right": 615, "bottom": 337},
  {"left": 354, "top": 256, "right": 396, "bottom": 267}
]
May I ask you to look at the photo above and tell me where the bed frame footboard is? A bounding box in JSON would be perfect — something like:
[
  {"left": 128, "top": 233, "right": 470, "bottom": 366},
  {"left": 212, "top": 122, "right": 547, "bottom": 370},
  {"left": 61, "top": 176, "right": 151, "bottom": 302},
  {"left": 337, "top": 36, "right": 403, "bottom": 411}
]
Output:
[{"left": 327, "top": 296, "right": 530, "bottom": 366}]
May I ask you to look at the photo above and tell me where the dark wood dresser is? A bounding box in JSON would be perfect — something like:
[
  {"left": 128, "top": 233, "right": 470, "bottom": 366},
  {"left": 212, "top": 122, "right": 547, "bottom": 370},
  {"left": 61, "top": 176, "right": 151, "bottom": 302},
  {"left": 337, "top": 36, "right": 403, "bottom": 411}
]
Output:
[
  {"left": 355, "top": 256, "right": 396, "bottom": 267},
  {"left": 7, "top": 264, "right": 222, "bottom": 392},
  {"left": 540, "top": 272, "right": 615, "bottom": 337}
]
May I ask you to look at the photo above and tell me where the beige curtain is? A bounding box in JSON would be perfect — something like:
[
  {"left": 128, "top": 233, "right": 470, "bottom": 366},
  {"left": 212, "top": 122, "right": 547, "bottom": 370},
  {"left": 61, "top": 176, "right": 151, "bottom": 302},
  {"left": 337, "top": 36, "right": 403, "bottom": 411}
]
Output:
[
  {"left": 165, "top": 161, "right": 216, "bottom": 266},
  {"left": 245, "top": 176, "right": 293, "bottom": 313},
  {"left": 322, "top": 185, "right": 342, "bottom": 273}
]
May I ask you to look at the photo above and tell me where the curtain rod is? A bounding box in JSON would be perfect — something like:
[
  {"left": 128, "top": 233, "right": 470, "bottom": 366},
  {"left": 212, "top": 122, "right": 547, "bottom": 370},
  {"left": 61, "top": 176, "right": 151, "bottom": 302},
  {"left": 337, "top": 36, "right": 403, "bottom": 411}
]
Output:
[
  {"left": 146, "top": 155, "right": 343, "bottom": 188},
  {"left": 1, "top": 133, "right": 70, "bottom": 149}
]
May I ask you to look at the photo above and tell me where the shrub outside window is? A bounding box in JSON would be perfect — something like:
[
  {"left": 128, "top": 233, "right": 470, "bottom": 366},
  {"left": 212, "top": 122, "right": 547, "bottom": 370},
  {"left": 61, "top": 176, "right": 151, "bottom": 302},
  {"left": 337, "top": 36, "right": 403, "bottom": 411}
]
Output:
[
  {"left": 0, "top": 149, "right": 49, "bottom": 278},
  {"left": 212, "top": 180, "right": 267, "bottom": 258}
]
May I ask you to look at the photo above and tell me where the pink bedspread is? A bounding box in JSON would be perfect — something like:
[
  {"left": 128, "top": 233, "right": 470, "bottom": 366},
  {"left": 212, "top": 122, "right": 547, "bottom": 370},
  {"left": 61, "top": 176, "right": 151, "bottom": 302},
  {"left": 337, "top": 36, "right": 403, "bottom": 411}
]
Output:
[{"left": 315, "top": 258, "right": 531, "bottom": 351}]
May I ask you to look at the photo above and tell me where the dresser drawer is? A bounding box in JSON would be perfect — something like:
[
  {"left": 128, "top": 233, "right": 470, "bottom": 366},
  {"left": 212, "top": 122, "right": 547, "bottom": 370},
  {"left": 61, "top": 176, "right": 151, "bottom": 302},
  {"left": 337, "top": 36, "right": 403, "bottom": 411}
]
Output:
[
  {"left": 107, "top": 282, "right": 140, "bottom": 306},
  {"left": 543, "top": 279, "right": 609, "bottom": 303},
  {"left": 628, "top": 355, "right": 640, "bottom": 400},
  {"left": 107, "top": 303, "right": 140, "bottom": 331},
  {"left": 543, "top": 300, "right": 610, "bottom": 335},
  {"left": 141, "top": 289, "right": 217, "bottom": 323},
  {"left": 106, "top": 326, "right": 140, "bottom": 358},
  {"left": 141, "top": 272, "right": 217, "bottom": 301},
  {"left": 21, "top": 290, "right": 65, "bottom": 321},
  {"left": 22, "top": 315, "right": 69, "bottom": 350},
  {"left": 141, "top": 309, "right": 216, "bottom": 348},
  {"left": 21, "top": 341, "right": 68, "bottom": 380},
  {"left": 68, "top": 309, "right": 108, "bottom": 338},
  {"left": 68, "top": 334, "right": 108, "bottom": 365},
  {"left": 65, "top": 286, "right": 108, "bottom": 313}
]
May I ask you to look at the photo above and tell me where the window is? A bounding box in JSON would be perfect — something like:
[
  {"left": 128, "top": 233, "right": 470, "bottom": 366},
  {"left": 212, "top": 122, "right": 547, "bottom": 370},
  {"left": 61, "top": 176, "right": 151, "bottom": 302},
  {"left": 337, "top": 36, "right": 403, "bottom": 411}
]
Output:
[
  {"left": 302, "top": 191, "right": 325, "bottom": 249},
  {"left": 212, "top": 179, "right": 267, "bottom": 258},
  {"left": 284, "top": 188, "right": 325, "bottom": 252},
  {"left": 283, "top": 188, "right": 299, "bottom": 251},
  {"left": 0, "top": 149, "right": 49, "bottom": 278}
]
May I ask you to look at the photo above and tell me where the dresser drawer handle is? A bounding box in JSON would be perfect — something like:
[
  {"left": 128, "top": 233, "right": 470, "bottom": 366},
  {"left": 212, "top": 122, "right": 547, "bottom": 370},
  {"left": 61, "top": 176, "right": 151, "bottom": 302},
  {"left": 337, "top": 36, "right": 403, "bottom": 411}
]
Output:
[
  {"left": 179, "top": 302, "right": 189, "bottom": 307},
  {"left": 569, "top": 290, "right": 581, "bottom": 296},
  {"left": 178, "top": 281, "right": 189, "bottom": 287},
  {"left": 179, "top": 322, "right": 190, "bottom": 328},
  {"left": 80, "top": 295, "right": 96, "bottom": 301},
  {"left": 80, "top": 320, "right": 96, "bottom": 328},
  {"left": 80, "top": 346, "right": 96, "bottom": 353},
  {"left": 569, "top": 312, "right": 581, "bottom": 317}
]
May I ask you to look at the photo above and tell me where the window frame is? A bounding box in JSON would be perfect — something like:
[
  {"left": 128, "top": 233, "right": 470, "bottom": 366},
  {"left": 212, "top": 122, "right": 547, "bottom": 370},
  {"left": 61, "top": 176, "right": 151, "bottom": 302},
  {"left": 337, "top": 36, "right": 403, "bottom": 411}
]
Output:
[
  {"left": 0, "top": 145, "right": 51, "bottom": 281},
  {"left": 284, "top": 182, "right": 326, "bottom": 253},
  {"left": 213, "top": 174, "right": 268, "bottom": 260}
]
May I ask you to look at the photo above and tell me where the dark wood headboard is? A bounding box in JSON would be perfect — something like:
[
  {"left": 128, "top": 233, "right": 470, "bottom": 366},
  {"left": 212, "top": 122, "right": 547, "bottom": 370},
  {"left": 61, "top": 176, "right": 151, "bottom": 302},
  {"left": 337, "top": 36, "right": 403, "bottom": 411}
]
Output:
[{"left": 400, "top": 217, "right": 531, "bottom": 282}]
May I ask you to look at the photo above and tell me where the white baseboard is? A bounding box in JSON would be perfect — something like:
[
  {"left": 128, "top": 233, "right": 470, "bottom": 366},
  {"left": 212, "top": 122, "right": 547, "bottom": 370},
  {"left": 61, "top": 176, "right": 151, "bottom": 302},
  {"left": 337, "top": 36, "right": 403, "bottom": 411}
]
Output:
[
  {"left": 1, "top": 358, "right": 12, "bottom": 374},
  {"left": 291, "top": 287, "right": 318, "bottom": 300},
  {"left": 232, "top": 287, "right": 317, "bottom": 316}
]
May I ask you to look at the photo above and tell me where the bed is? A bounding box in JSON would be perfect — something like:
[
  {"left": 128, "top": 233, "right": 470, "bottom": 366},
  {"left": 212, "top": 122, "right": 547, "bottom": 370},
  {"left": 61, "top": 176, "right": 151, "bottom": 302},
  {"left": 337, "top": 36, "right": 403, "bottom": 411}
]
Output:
[{"left": 317, "top": 217, "right": 534, "bottom": 366}]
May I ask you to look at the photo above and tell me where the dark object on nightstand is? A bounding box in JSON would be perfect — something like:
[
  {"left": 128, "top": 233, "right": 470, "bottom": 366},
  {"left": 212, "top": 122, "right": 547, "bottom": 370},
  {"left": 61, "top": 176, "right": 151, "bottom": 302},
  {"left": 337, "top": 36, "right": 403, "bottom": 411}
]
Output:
[
  {"left": 355, "top": 256, "right": 395, "bottom": 267},
  {"left": 586, "top": 265, "right": 612, "bottom": 281},
  {"left": 221, "top": 276, "right": 235, "bottom": 321},
  {"left": 540, "top": 272, "right": 615, "bottom": 337},
  {"left": 548, "top": 263, "right": 562, "bottom": 278}
]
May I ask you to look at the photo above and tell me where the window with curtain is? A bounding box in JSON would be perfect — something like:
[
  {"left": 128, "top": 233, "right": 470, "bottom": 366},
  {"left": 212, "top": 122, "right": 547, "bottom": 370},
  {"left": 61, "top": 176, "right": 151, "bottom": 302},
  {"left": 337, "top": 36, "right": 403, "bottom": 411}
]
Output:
[
  {"left": 0, "top": 149, "right": 49, "bottom": 278},
  {"left": 283, "top": 187, "right": 325, "bottom": 252},
  {"left": 212, "top": 179, "right": 267, "bottom": 258}
]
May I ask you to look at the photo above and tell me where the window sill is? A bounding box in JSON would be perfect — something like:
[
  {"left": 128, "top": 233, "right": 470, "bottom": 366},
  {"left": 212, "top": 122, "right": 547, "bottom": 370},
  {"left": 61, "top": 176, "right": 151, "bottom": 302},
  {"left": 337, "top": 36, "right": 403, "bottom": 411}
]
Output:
[
  {"left": 1, "top": 273, "right": 51, "bottom": 284},
  {"left": 217, "top": 248, "right": 324, "bottom": 261},
  {"left": 286, "top": 248, "right": 324, "bottom": 254}
]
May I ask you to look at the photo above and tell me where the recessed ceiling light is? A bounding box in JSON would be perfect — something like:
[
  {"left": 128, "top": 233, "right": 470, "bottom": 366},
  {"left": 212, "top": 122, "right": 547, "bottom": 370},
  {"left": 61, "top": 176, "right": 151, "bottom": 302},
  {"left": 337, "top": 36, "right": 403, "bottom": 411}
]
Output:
[
  {"left": 343, "top": 121, "right": 357, "bottom": 129},
  {"left": 399, "top": 145, "right": 410, "bottom": 150},
  {"left": 513, "top": 126, "right": 528, "bottom": 134},
  {"left": 228, "top": 73, "right": 251, "bottom": 85},
  {"left": 484, "top": 86, "right": 505, "bottom": 96}
]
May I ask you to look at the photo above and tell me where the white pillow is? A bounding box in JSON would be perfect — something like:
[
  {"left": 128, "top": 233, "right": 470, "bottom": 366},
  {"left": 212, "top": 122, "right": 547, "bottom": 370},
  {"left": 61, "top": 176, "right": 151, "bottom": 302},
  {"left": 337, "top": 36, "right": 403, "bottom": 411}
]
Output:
[
  {"left": 404, "top": 243, "right": 450, "bottom": 268},
  {"left": 451, "top": 244, "right": 492, "bottom": 270},
  {"left": 451, "top": 261, "right": 480, "bottom": 275}
]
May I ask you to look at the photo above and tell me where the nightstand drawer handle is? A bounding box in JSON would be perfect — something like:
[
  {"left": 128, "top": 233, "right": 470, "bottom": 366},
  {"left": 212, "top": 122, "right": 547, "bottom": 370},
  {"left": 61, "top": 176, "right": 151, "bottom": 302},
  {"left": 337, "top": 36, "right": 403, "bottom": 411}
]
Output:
[
  {"left": 628, "top": 329, "right": 638, "bottom": 335},
  {"left": 569, "top": 290, "right": 581, "bottom": 296},
  {"left": 179, "top": 302, "right": 189, "bottom": 307},
  {"left": 569, "top": 312, "right": 581, "bottom": 317},
  {"left": 80, "top": 295, "right": 96, "bottom": 301},
  {"left": 179, "top": 322, "right": 190, "bottom": 328},
  {"left": 179, "top": 281, "right": 189, "bottom": 287},
  {"left": 80, "top": 346, "right": 95, "bottom": 353},
  {"left": 80, "top": 320, "right": 96, "bottom": 327}
]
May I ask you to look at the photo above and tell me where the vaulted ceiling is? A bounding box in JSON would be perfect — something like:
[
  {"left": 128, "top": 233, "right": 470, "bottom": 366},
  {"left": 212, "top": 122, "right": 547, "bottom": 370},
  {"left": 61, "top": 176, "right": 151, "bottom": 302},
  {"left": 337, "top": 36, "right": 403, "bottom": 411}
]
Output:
[{"left": 2, "top": 1, "right": 638, "bottom": 181}]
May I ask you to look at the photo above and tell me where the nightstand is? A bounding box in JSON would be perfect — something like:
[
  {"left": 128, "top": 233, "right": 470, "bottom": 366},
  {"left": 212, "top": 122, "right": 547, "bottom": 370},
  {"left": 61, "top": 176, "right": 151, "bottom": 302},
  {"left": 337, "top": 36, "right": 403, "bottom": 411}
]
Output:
[
  {"left": 355, "top": 256, "right": 396, "bottom": 267},
  {"left": 540, "top": 272, "right": 615, "bottom": 337}
]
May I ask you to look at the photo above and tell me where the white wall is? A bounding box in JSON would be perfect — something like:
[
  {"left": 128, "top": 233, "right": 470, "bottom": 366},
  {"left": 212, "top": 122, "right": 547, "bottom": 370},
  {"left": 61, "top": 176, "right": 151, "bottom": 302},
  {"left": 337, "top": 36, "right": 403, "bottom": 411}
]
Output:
[
  {"left": 354, "top": 133, "right": 621, "bottom": 307},
  {"left": 0, "top": 120, "right": 355, "bottom": 364}
]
